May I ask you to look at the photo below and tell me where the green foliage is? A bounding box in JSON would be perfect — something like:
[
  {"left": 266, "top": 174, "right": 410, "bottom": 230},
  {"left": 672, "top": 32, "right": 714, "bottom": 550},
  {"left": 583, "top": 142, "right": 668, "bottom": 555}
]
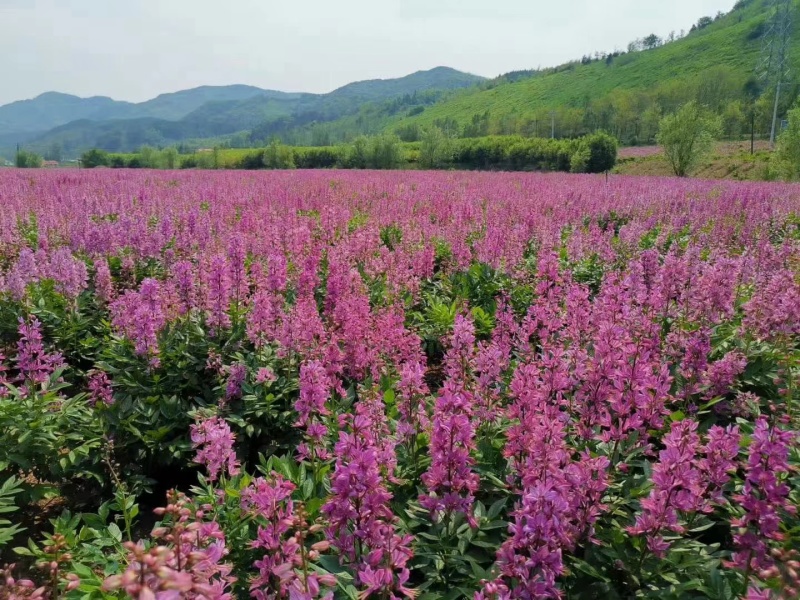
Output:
[
  {"left": 368, "top": 134, "right": 403, "bottom": 169},
  {"left": 92, "top": 133, "right": 616, "bottom": 174},
  {"left": 347, "top": 136, "right": 371, "bottom": 169},
  {"left": 0, "top": 369, "right": 104, "bottom": 488},
  {"left": 0, "top": 476, "right": 23, "bottom": 549},
  {"left": 585, "top": 131, "right": 619, "bottom": 172},
  {"left": 15, "top": 150, "right": 42, "bottom": 168},
  {"left": 775, "top": 101, "right": 800, "bottom": 180},
  {"left": 293, "top": 146, "right": 343, "bottom": 169},
  {"left": 137, "top": 145, "right": 160, "bottom": 169},
  {"left": 450, "top": 134, "right": 616, "bottom": 172},
  {"left": 108, "top": 155, "right": 127, "bottom": 168},
  {"left": 323, "top": 1, "right": 786, "bottom": 149},
  {"left": 161, "top": 146, "right": 179, "bottom": 169},
  {"left": 570, "top": 143, "right": 592, "bottom": 173},
  {"left": 263, "top": 139, "right": 296, "bottom": 169},
  {"left": 419, "top": 127, "right": 453, "bottom": 169},
  {"left": 236, "top": 149, "right": 267, "bottom": 170},
  {"left": 80, "top": 148, "right": 110, "bottom": 169},
  {"left": 657, "top": 101, "right": 722, "bottom": 176}
]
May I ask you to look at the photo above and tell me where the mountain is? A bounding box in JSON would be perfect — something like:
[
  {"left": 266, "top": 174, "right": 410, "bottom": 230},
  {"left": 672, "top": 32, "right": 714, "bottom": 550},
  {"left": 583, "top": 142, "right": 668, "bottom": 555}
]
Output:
[
  {"left": 271, "top": 0, "right": 795, "bottom": 146},
  {"left": 2, "top": 67, "right": 485, "bottom": 155},
  {"left": 360, "top": 0, "right": 796, "bottom": 144},
  {"left": 125, "top": 85, "right": 293, "bottom": 121},
  {"left": 0, "top": 85, "right": 275, "bottom": 139},
  {"left": 325, "top": 67, "right": 484, "bottom": 101},
  {"left": 0, "top": 92, "right": 131, "bottom": 135}
]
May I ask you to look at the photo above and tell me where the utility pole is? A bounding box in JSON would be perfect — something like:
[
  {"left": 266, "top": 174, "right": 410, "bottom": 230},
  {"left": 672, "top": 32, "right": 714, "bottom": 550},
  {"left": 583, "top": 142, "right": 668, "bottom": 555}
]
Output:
[
  {"left": 550, "top": 111, "right": 556, "bottom": 139},
  {"left": 757, "top": 0, "right": 794, "bottom": 147}
]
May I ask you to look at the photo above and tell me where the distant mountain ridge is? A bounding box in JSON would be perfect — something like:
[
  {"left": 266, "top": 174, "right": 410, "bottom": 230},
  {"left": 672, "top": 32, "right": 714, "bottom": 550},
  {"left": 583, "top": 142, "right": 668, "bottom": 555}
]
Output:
[
  {"left": 0, "top": 86, "right": 274, "bottom": 134},
  {"left": 0, "top": 67, "right": 485, "bottom": 156}
]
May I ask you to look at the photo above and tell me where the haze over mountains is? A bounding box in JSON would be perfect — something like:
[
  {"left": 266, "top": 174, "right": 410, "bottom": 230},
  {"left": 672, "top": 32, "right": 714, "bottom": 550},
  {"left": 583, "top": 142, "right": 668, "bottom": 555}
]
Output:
[{"left": 0, "top": 68, "right": 484, "bottom": 157}]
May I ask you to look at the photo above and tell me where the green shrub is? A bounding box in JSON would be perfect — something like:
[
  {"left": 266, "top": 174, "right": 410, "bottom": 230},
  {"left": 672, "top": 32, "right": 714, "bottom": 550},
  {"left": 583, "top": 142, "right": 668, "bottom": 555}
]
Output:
[
  {"left": 80, "top": 149, "right": 110, "bottom": 169},
  {"left": 584, "top": 131, "right": 619, "bottom": 173},
  {"left": 15, "top": 150, "right": 43, "bottom": 169},
  {"left": 263, "top": 140, "right": 295, "bottom": 169}
]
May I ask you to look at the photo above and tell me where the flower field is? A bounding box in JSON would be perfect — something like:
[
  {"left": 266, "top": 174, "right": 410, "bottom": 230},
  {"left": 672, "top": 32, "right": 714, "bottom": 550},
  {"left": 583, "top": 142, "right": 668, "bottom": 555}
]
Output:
[{"left": 0, "top": 169, "right": 799, "bottom": 599}]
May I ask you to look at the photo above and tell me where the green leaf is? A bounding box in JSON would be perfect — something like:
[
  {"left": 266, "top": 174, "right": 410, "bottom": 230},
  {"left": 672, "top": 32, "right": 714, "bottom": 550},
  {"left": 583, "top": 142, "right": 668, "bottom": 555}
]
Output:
[
  {"left": 670, "top": 410, "right": 685, "bottom": 422},
  {"left": 107, "top": 523, "right": 123, "bottom": 542}
]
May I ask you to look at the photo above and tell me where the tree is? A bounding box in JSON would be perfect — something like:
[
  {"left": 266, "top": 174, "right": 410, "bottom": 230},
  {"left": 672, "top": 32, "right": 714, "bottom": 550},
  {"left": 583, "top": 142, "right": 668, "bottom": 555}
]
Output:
[
  {"left": 263, "top": 139, "right": 295, "bottom": 169},
  {"left": 642, "top": 34, "right": 662, "bottom": 50},
  {"left": 696, "top": 16, "right": 714, "bottom": 30},
  {"left": 584, "top": 132, "right": 619, "bottom": 173},
  {"left": 368, "top": 134, "right": 402, "bottom": 169},
  {"left": 419, "top": 127, "right": 452, "bottom": 169},
  {"left": 138, "top": 146, "right": 159, "bottom": 169},
  {"left": 15, "top": 150, "right": 42, "bottom": 168},
  {"left": 721, "top": 101, "right": 746, "bottom": 138},
  {"left": 570, "top": 144, "right": 591, "bottom": 173},
  {"left": 775, "top": 102, "right": 800, "bottom": 180},
  {"left": 656, "top": 102, "right": 722, "bottom": 177},
  {"left": 161, "top": 147, "right": 179, "bottom": 170},
  {"left": 347, "top": 136, "right": 370, "bottom": 169},
  {"left": 80, "top": 149, "right": 109, "bottom": 169}
]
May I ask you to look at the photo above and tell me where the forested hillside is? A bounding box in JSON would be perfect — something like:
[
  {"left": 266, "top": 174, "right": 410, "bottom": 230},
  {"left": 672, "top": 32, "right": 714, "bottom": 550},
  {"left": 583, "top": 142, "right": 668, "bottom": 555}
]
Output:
[{"left": 290, "top": 0, "right": 798, "bottom": 146}]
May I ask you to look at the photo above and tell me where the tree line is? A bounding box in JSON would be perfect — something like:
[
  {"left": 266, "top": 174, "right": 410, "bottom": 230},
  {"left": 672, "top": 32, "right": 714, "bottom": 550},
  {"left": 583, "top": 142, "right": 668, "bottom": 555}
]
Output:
[{"left": 78, "top": 132, "right": 618, "bottom": 174}]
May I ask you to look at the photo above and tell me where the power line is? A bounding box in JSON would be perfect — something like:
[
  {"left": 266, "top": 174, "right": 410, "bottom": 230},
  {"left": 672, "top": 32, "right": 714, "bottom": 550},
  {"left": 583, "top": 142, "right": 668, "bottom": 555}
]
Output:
[{"left": 757, "top": 0, "right": 794, "bottom": 145}]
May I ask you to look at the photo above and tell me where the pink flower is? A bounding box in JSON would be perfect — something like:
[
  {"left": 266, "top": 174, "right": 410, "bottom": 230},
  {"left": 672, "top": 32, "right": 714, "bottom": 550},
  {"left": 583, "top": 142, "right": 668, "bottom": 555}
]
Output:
[
  {"left": 703, "top": 351, "right": 747, "bottom": 400},
  {"left": 109, "top": 278, "right": 168, "bottom": 365},
  {"left": 396, "top": 361, "right": 430, "bottom": 441},
  {"left": 224, "top": 363, "right": 246, "bottom": 401},
  {"left": 190, "top": 416, "right": 240, "bottom": 482},
  {"left": 322, "top": 411, "right": 413, "bottom": 598},
  {"left": 295, "top": 360, "right": 333, "bottom": 461},
  {"left": 419, "top": 390, "right": 479, "bottom": 527},
  {"left": 93, "top": 257, "right": 115, "bottom": 304},
  {"left": 15, "top": 317, "right": 64, "bottom": 389},
  {"left": 203, "top": 255, "right": 232, "bottom": 333},
  {"left": 87, "top": 370, "right": 114, "bottom": 406},
  {"left": 627, "top": 420, "right": 705, "bottom": 556},
  {"left": 729, "top": 419, "right": 797, "bottom": 575},
  {"left": 103, "top": 492, "right": 235, "bottom": 599},
  {"left": 255, "top": 367, "right": 276, "bottom": 385}
]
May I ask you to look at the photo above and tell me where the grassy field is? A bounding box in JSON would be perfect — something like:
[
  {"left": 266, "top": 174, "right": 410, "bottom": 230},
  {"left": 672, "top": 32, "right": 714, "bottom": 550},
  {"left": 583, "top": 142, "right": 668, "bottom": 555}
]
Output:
[{"left": 614, "top": 140, "right": 776, "bottom": 180}]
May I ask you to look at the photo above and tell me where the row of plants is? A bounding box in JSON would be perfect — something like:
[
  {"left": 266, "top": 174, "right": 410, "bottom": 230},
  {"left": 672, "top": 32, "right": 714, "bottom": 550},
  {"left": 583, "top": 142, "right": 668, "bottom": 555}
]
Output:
[{"left": 79, "top": 132, "right": 618, "bottom": 174}]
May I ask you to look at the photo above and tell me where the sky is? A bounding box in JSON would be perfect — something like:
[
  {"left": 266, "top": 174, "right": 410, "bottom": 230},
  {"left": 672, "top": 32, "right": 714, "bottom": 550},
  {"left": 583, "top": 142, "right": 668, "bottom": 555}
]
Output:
[{"left": 0, "top": 0, "right": 735, "bottom": 106}]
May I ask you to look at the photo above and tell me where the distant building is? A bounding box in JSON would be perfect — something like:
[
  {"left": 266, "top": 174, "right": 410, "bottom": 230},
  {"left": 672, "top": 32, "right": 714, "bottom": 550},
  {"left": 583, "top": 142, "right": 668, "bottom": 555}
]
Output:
[{"left": 43, "top": 160, "right": 60, "bottom": 168}]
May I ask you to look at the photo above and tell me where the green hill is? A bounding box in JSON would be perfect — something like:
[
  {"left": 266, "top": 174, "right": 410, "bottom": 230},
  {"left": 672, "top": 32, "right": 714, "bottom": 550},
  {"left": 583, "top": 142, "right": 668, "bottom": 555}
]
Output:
[
  {"left": 5, "top": 68, "right": 484, "bottom": 156},
  {"left": 0, "top": 86, "right": 271, "bottom": 137},
  {"left": 297, "top": 0, "right": 799, "bottom": 145}
]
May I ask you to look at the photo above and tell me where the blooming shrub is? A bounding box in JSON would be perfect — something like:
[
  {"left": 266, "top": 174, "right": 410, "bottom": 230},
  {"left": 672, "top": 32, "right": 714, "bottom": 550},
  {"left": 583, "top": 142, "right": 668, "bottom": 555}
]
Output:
[{"left": 0, "top": 169, "right": 798, "bottom": 599}]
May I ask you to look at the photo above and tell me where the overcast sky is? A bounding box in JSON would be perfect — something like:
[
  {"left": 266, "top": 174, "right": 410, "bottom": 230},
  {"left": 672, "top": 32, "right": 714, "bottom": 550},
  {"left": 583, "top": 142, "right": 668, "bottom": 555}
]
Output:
[{"left": 1, "top": 0, "right": 735, "bottom": 106}]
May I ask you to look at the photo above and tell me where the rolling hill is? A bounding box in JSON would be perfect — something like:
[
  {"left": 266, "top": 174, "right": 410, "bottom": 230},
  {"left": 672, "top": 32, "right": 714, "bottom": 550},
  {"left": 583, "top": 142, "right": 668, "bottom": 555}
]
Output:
[
  {"left": 1, "top": 68, "right": 485, "bottom": 156},
  {"left": 0, "top": 86, "right": 273, "bottom": 136},
  {"left": 291, "top": 0, "right": 799, "bottom": 145}
]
